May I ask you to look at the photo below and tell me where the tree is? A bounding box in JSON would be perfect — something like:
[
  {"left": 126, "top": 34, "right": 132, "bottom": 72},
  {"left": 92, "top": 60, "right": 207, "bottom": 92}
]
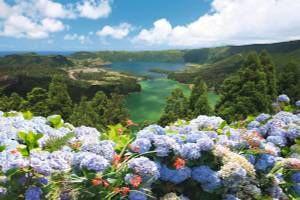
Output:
[
  {"left": 189, "top": 78, "right": 212, "bottom": 118},
  {"left": 90, "top": 91, "right": 110, "bottom": 128},
  {"left": 259, "top": 50, "right": 277, "bottom": 100},
  {"left": 0, "top": 91, "right": 9, "bottom": 112},
  {"left": 7, "top": 92, "right": 27, "bottom": 111},
  {"left": 216, "top": 52, "right": 271, "bottom": 122},
  {"left": 69, "top": 96, "right": 99, "bottom": 128},
  {"left": 278, "top": 62, "right": 300, "bottom": 102},
  {"left": 105, "top": 93, "right": 129, "bottom": 125},
  {"left": 48, "top": 75, "right": 72, "bottom": 119},
  {"left": 26, "top": 87, "right": 50, "bottom": 116},
  {"left": 158, "top": 88, "right": 189, "bottom": 126}
]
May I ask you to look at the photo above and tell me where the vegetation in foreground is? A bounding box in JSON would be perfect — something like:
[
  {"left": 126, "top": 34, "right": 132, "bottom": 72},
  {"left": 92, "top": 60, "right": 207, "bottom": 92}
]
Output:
[{"left": 0, "top": 94, "right": 299, "bottom": 199}]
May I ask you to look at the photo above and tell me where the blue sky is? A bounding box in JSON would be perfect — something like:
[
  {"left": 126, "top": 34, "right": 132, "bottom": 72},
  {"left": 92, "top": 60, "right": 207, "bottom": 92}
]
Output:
[{"left": 0, "top": 0, "right": 299, "bottom": 51}]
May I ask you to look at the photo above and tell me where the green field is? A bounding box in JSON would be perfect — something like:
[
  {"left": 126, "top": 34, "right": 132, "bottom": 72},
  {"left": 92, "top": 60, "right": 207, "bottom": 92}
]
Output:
[{"left": 125, "top": 78, "right": 219, "bottom": 123}]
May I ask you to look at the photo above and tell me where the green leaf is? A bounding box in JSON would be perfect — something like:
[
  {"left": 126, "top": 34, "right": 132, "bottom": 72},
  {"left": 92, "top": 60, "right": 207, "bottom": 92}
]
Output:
[
  {"left": 0, "top": 145, "right": 6, "bottom": 152},
  {"left": 49, "top": 115, "right": 64, "bottom": 129},
  {"left": 225, "top": 131, "right": 231, "bottom": 137},
  {"left": 17, "top": 131, "right": 43, "bottom": 152},
  {"left": 281, "top": 146, "right": 290, "bottom": 157},
  {"left": 17, "top": 131, "right": 27, "bottom": 141},
  {"left": 3, "top": 111, "right": 19, "bottom": 118},
  {"left": 5, "top": 168, "right": 20, "bottom": 177},
  {"left": 17, "top": 145, "right": 29, "bottom": 157},
  {"left": 22, "top": 111, "right": 33, "bottom": 120},
  {"left": 295, "top": 139, "right": 300, "bottom": 145},
  {"left": 102, "top": 124, "right": 132, "bottom": 151},
  {"left": 219, "top": 121, "right": 227, "bottom": 129},
  {"left": 44, "top": 132, "right": 75, "bottom": 152},
  {"left": 246, "top": 115, "right": 256, "bottom": 122}
]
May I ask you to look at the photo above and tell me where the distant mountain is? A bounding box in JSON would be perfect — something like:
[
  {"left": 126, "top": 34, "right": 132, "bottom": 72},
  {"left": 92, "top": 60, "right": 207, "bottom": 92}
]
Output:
[
  {"left": 0, "top": 54, "right": 74, "bottom": 68},
  {"left": 169, "top": 40, "right": 300, "bottom": 90},
  {"left": 71, "top": 50, "right": 184, "bottom": 62}
]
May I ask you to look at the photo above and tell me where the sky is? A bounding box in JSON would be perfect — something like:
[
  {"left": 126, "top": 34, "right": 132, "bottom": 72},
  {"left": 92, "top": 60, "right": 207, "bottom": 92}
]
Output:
[{"left": 0, "top": 0, "right": 300, "bottom": 51}]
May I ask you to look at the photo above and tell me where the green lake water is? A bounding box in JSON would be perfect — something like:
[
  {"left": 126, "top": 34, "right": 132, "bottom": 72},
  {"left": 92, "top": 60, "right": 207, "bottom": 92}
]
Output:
[
  {"left": 108, "top": 61, "right": 219, "bottom": 123},
  {"left": 125, "top": 78, "right": 219, "bottom": 123}
]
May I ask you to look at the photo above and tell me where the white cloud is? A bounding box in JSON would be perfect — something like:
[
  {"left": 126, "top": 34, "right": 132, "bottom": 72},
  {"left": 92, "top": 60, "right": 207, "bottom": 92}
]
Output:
[
  {"left": 0, "top": 0, "right": 11, "bottom": 18},
  {"left": 77, "top": 0, "right": 111, "bottom": 19},
  {"left": 35, "top": 0, "right": 75, "bottom": 19},
  {"left": 96, "top": 23, "right": 132, "bottom": 39},
  {"left": 0, "top": 15, "right": 64, "bottom": 39},
  {"left": 135, "top": 0, "right": 300, "bottom": 47},
  {"left": 0, "top": 0, "right": 68, "bottom": 39},
  {"left": 0, "top": 0, "right": 113, "bottom": 40},
  {"left": 64, "top": 33, "right": 88, "bottom": 44}
]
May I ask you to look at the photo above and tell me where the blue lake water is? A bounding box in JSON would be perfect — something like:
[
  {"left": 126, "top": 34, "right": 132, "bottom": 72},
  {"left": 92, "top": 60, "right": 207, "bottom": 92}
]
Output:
[{"left": 106, "top": 61, "right": 185, "bottom": 77}]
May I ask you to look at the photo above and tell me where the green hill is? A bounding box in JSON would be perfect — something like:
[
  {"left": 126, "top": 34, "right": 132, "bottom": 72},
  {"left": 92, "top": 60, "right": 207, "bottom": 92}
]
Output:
[
  {"left": 0, "top": 54, "right": 74, "bottom": 68},
  {"left": 0, "top": 54, "right": 141, "bottom": 101},
  {"left": 169, "top": 40, "right": 300, "bottom": 90},
  {"left": 71, "top": 50, "right": 184, "bottom": 62}
]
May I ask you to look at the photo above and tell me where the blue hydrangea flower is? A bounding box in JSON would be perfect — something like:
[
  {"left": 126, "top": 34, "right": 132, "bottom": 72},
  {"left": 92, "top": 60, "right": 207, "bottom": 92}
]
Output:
[
  {"left": 145, "top": 125, "right": 165, "bottom": 135},
  {"left": 179, "top": 143, "right": 201, "bottom": 160},
  {"left": 247, "top": 121, "right": 260, "bottom": 129},
  {"left": 159, "top": 164, "right": 191, "bottom": 184},
  {"left": 242, "top": 154, "right": 256, "bottom": 165},
  {"left": 287, "top": 127, "right": 300, "bottom": 140},
  {"left": 79, "top": 153, "right": 109, "bottom": 172},
  {"left": 296, "top": 100, "right": 300, "bottom": 107},
  {"left": 186, "top": 132, "right": 205, "bottom": 143},
  {"left": 81, "top": 140, "right": 115, "bottom": 161},
  {"left": 256, "top": 113, "right": 271, "bottom": 123},
  {"left": 128, "top": 157, "right": 160, "bottom": 179},
  {"left": 266, "top": 136, "right": 287, "bottom": 147},
  {"left": 197, "top": 138, "right": 214, "bottom": 151},
  {"left": 153, "top": 135, "right": 179, "bottom": 157},
  {"left": 277, "top": 94, "right": 290, "bottom": 103},
  {"left": 255, "top": 154, "right": 275, "bottom": 172},
  {"left": 38, "top": 178, "right": 48, "bottom": 185},
  {"left": 130, "top": 138, "right": 152, "bottom": 153},
  {"left": 273, "top": 111, "right": 298, "bottom": 124},
  {"left": 292, "top": 185, "right": 300, "bottom": 196},
  {"left": 178, "top": 126, "right": 192, "bottom": 135},
  {"left": 292, "top": 172, "right": 300, "bottom": 183},
  {"left": 266, "top": 186, "right": 283, "bottom": 199},
  {"left": 192, "top": 166, "right": 221, "bottom": 191},
  {"left": 128, "top": 191, "right": 147, "bottom": 200},
  {"left": 25, "top": 187, "right": 42, "bottom": 200}
]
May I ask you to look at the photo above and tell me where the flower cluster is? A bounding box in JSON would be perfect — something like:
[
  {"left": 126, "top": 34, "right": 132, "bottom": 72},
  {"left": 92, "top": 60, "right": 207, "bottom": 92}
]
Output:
[{"left": 0, "top": 94, "right": 299, "bottom": 199}]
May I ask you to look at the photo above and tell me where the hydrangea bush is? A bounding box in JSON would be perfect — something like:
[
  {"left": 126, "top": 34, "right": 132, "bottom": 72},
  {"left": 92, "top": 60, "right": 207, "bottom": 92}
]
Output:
[{"left": 0, "top": 95, "right": 299, "bottom": 200}]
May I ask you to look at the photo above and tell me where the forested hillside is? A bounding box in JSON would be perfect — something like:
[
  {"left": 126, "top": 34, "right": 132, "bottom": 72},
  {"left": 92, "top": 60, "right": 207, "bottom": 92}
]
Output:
[
  {"left": 169, "top": 40, "right": 300, "bottom": 89},
  {"left": 0, "top": 54, "right": 141, "bottom": 101},
  {"left": 0, "top": 53, "right": 74, "bottom": 68}
]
